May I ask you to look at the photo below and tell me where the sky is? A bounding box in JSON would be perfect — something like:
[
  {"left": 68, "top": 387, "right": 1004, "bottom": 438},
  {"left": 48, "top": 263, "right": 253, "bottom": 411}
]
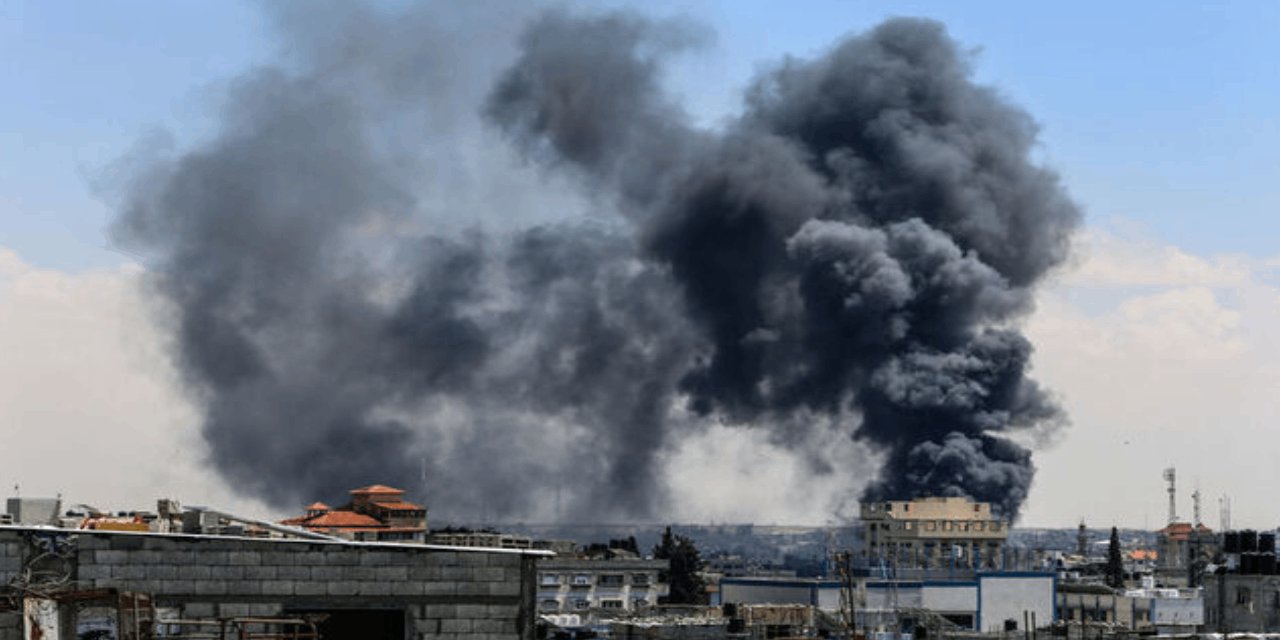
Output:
[{"left": 2, "top": 0, "right": 1279, "bottom": 529}]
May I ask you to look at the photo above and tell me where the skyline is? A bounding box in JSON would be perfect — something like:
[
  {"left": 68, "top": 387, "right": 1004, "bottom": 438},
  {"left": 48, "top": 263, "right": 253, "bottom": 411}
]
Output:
[{"left": 3, "top": 0, "right": 1280, "bottom": 529}]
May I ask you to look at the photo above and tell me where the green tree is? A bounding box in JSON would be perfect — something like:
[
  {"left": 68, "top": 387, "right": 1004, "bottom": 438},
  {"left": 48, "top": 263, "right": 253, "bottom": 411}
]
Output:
[
  {"left": 653, "top": 526, "right": 708, "bottom": 604},
  {"left": 1105, "top": 526, "right": 1125, "bottom": 589}
]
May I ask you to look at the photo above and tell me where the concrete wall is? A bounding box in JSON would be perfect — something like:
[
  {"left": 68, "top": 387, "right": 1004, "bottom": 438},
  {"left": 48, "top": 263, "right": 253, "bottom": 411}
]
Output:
[
  {"left": 719, "top": 579, "right": 841, "bottom": 611},
  {"left": 922, "top": 583, "right": 977, "bottom": 613},
  {"left": 0, "top": 526, "right": 545, "bottom": 640},
  {"left": 977, "top": 573, "right": 1054, "bottom": 633}
]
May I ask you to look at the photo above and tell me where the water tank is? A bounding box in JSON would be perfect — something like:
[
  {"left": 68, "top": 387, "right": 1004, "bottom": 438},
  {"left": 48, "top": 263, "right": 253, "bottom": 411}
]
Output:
[
  {"left": 1225, "top": 531, "right": 1241, "bottom": 553},
  {"left": 1261, "top": 533, "right": 1276, "bottom": 554},
  {"left": 1242, "top": 530, "right": 1259, "bottom": 553}
]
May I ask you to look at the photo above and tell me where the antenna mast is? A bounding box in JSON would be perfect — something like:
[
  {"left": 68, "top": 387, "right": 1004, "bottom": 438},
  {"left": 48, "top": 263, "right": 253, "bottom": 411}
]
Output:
[
  {"left": 1192, "top": 488, "right": 1202, "bottom": 527},
  {"left": 1163, "top": 467, "right": 1177, "bottom": 524}
]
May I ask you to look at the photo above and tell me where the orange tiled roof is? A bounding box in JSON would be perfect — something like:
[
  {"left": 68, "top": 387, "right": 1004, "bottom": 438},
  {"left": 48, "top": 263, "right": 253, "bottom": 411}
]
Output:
[
  {"left": 301, "top": 511, "right": 382, "bottom": 528},
  {"left": 305, "top": 502, "right": 330, "bottom": 511},
  {"left": 1158, "top": 522, "right": 1212, "bottom": 541},
  {"left": 371, "top": 500, "right": 423, "bottom": 511},
  {"left": 1130, "top": 549, "right": 1158, "bottom": 561},
  {"left": 350, "top": 484, "right": 404, "bottom": 495}
]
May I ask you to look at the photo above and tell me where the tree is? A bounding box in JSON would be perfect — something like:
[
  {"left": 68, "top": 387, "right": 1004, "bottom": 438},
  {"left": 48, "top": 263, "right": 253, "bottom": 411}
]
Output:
[
  {"left": 653, "top": 526, "right": 708, "bottom": 604},
  {"left": 1105, "top": 526, "right": 1125, "bottom": 589}
]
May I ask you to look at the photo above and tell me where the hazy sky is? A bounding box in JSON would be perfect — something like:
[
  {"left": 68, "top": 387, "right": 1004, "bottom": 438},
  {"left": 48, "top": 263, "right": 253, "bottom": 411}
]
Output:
[{"left": 3, "top": 0, "right": 1279, "bottom": 529}]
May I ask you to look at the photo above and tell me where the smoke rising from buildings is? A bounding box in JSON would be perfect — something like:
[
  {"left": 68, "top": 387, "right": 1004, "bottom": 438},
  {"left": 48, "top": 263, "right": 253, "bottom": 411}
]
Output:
[{"left": 113, "top": 3, "right": 1078, "bottom": 521}]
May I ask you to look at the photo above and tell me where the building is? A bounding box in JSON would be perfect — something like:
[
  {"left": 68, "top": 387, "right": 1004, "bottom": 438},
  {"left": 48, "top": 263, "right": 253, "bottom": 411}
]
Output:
[
  {"left": 0, "top": 523, "right": 546, "bottom": 640},
  {"left": 280, "top": 484, "right": 427, "bottom": 542},
  {"left": 860, "top": 497, "right": 1009, "bottom": 569},
  {"left": 537, "top": 557, "right": 669, "bottom": 614},
  {"left": 4, "top": 497, "right": 61, "bottom": 526},
  {"left": 719, "top": 572, "right": 1055, "bottom": 634},
  {"left": 430, "top": 529, "right": 534, "bottom": 549},
  {"left": 1056, "top": 582, "right": 1203, "bottom": 634},
  {"left": 1155, "top": 521, "right": 1215, "bottom": 587},
  {"left": 1205, "top": 529, "right": 1280, "bottom": 632}
]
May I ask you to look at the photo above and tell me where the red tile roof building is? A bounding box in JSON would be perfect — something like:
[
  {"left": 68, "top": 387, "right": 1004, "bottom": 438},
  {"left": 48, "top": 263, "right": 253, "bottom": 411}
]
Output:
[{"left": 281, "top": 485, "right": 427, "bottom": 542}]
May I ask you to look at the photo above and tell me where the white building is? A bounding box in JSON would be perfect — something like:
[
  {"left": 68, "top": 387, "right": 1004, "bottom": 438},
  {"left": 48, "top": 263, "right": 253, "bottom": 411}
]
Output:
[{"left": 537, "top": 558, "right": 669, "bottom": 613}]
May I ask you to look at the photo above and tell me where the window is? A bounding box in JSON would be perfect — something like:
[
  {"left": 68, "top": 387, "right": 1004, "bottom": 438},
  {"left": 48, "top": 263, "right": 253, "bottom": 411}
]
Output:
[
  {"left": 574, "top": 599, "right": 591, "bottom": 610},
  {"left": 926, "top": 522, "right": 937, "bottom": 531},
  {"left": 598, "top": 574, "right": 625, "bottom": 587},
  {"left": 540, "top": 574, "right": 560, "bottom": 586},
  {"left": 632, "top": 573, "right": 650, "bottom": 586},
  {"left": 632, "top": 597, "right": 649, "bottom": 609},
  {"left": 1237, "top": 587, "right": 1252, "bottom": 607},
  {"left": 572, "top": 574, "right": 591, "bottom": 586},
  {"left": 540, "top": 599, "right": 560, "bottom": 611},
  {"left": 600, "top": 600, "right": 624, "bottom": 609},
  {"left": 974, "top": 522, "right": 985, "bottom": 532}
]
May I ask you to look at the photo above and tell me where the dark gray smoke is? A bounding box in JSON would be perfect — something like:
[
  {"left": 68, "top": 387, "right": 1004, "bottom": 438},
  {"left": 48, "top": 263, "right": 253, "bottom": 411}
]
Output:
[{"left": 114, "top": 4, "right": 1077, "bottom": 521}]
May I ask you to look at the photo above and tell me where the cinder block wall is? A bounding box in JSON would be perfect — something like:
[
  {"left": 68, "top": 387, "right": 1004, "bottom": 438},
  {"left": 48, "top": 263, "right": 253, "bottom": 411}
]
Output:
[{"left": 0, "top": 527, "right": 542, "bottom": 640}]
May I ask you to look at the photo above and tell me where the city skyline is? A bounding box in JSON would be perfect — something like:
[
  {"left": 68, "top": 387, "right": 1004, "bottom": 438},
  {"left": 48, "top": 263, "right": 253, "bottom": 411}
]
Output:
[{"left": 3, "top": 1, "right": 1280, "bottom": 529}]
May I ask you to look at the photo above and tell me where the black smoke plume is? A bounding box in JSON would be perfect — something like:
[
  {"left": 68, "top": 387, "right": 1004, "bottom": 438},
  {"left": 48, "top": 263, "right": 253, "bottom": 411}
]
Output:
[{"left": 114, "top": 4, "right": 1077, "bottom": 520}]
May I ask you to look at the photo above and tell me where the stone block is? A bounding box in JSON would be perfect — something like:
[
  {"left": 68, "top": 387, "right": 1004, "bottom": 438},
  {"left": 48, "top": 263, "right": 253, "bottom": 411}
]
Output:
[
  {"left": 78, "top": 564, "right": 111, "bottom": 581},
  {"left": 261, "top": 581, "right": 295, "bottom": 596},
  {"left": 489, "top": 581, "right": 520, "bottom": 597},
  {"left": 132, "top": 550, "right": 162, "bottom": 564},
  {"left": 210, "top": 566, "right": 244, "bottom": 580},
  {"left": 347, "top": 566, "right": 375, "bottom": 581},
  {"left": 359, "top": 551, "right": 394, "bottom": 566},
  {"left": 184, "top": 602, "right": 216, "bottom": 618},
  {"left": 194, "top": 580, "right": 229, "bottom": 596},
  {"left": 441, "top": 619, "right": 472, "bottom": 633},
  {"left": 408, "top": 565, "right": 440, "bottom": 581},
  {"left": 391, "top": 581, "right": 425, "bottom": 596},
  {"left": 162, "top": 551, "right": 195, "bottom": 564},
  {"left": 112, "top": 564, "right": 148, "bottom": 580},
  {"left": 425, "top": 551, "right": 459, "bottom": 566},
  {"left": 199, "top": 551, "right": 230, "bottom": 565},
  {"left": 456, "top": 582, "right": 489, "bottom": 597},
  {"left": 423, "top": 581, "right": 457, "bottom": 596},
  {"left": 310, "top": 566, "right": 341, "bottom": 580},
  {"left": 96, "top": 550, "right": 128, "bottom": 564},
  {"left": 375, "top": 566, "right": 407, "bottom": 581},
  {"left": 456, "top": 553, "right": 489, "bottom": 567},
  {"left": 363, "top": 581, "right": 391, "bottom": 596},
  {"left": 147, "top": 564, "right": 179, "bottom": 580},
  {"left": 327, "top": 581, "right": 359, "bottom": 596},
  {"left": 422, "top": 604, "right": 456, "bottom": 619},
  {"left": 323, "top": 551, "right": 359, "bottom": 566},
  {"left": 243, "top": 565, "right": 277, "bottom": 580},
  {"left": 440, "top": 566, "right": 472, "bottom": 581},
  {"left": 178, "top": 565, "right": 212, "bottom": 580},
  {"left": 457, "top": 604, "right": 487, "bottom": 619},
  {"left": 474, "top": 619, "right": 512, "bottom": 634},
  {"left": 229, "top": 551, "right": 261, "bottom": 566},
  {"left": 476, "top": 567, "right": 506, "bottom": 582},
  {"left": 277, "top": 565, "right": 310, "bottom": 580},
  {"left": 263, "top": 551, "right": 297, "bottom": 566},
  {"left": 295, "top": 581, "right": 326, "bottom": 596},
  {"left": 160, "top": 580, "right": 196, "bottom": 595}
]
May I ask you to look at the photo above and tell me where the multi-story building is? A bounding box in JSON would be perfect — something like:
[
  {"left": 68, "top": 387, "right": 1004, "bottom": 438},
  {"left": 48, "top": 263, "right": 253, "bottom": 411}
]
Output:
[
  {"left": 279, "top": 484, "right": 427, "bottom": 542},
  {"left": 537, "top": 558, "right": 669, "bottom": 614},
  {"left": 860, "top": 496, "right": 1008, "bottom": 569}
]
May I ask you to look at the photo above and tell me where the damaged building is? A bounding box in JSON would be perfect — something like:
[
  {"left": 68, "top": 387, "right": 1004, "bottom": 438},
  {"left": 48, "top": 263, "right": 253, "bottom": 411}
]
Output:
[{"left": 0, "top": 523, "right": 546, "bottom": 640}]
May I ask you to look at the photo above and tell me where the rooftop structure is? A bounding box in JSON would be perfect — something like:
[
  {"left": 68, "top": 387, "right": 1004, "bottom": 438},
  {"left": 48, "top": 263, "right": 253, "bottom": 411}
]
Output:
[{"left": 280, "top": 484, "right": 427, "bottom": 542}]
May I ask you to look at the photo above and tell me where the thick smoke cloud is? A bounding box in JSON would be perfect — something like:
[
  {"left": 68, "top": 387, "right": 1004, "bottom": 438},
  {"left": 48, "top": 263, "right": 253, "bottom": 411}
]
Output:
[{"left": 114, "top": 4, "right": 1077, "bottom": 521}]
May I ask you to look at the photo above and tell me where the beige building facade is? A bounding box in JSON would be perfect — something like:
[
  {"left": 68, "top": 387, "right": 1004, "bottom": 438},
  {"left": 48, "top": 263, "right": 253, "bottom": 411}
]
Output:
[{"left": 861, "top": 496, "right": 1008, "bottom": 569}]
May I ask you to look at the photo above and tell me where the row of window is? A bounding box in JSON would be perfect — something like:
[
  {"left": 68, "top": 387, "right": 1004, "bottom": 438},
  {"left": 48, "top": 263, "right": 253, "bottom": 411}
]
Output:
[
  {"left": 874, "top": 520, "right": 1002, "bottom": 532},
  {"left": 539, "top": 573, "right": 652, "bottom": 587},
  {"left": 540, "top": 598, "right": 650, "bottom": 611}
]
